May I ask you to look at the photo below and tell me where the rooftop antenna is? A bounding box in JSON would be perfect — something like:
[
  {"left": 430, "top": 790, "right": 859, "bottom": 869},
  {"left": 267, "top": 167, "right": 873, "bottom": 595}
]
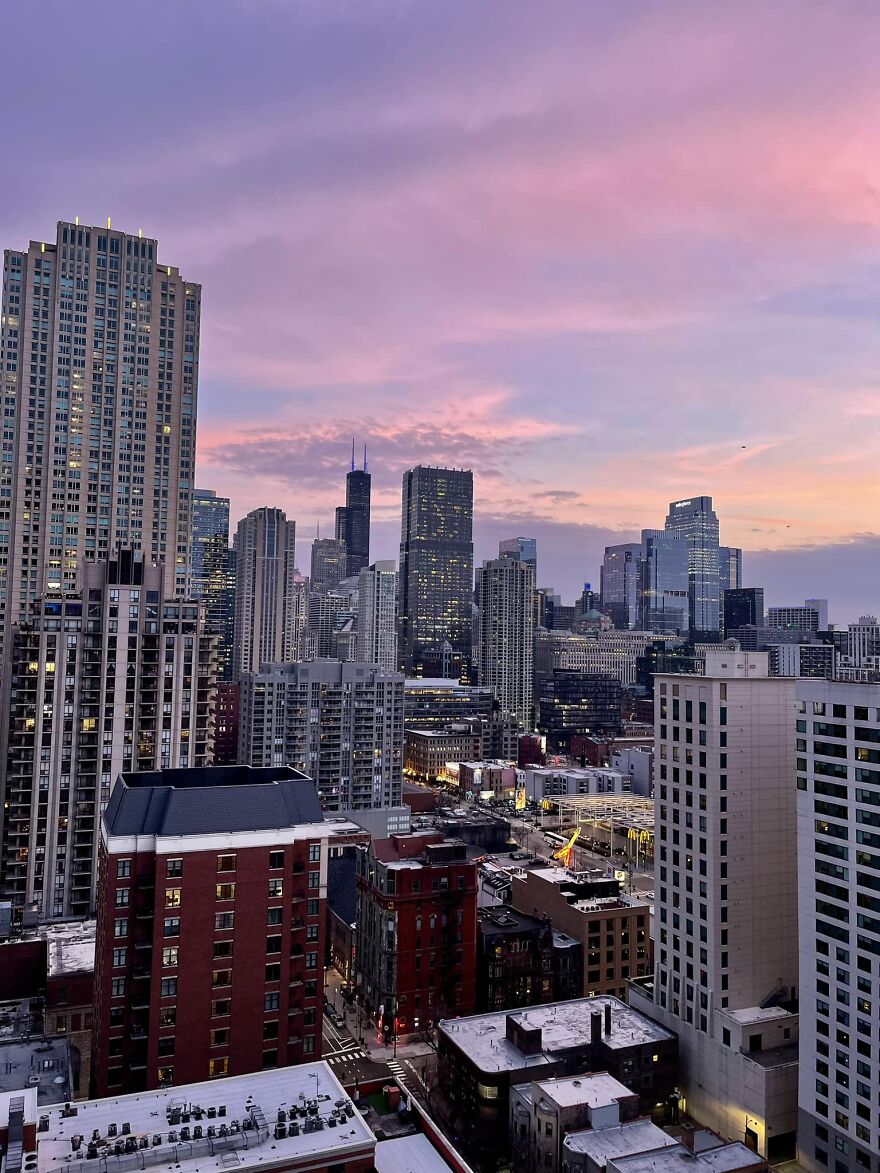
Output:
[
  {"left": 316, "top": 521, "right": 320, "bottom": 539},
  {"left": 350, "top": 438, "right": 355, "bottom": 473},
  {"left": 363, "top": 444, "right": 368, "bottom": 474}
]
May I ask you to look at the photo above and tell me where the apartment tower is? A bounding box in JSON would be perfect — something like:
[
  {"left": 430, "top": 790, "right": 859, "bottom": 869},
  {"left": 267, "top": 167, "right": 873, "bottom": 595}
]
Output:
[
  {"left": 232, "top": 507, "right": 296, "bottom": 677},
  {"left": 357, "top": 560, "right": 397, "bottom": 671},
  {"left": 475, "top": 556, "right": 535, "bottom": 730}
]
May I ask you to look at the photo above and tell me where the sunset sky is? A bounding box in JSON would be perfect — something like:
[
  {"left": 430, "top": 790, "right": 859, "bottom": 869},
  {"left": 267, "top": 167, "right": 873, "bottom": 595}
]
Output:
[{"left": 3, "top": 1, "right": 879, "bottom": 620}]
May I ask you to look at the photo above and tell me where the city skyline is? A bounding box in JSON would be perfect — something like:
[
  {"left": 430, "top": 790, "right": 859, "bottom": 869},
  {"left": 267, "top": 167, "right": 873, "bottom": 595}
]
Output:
[{"left": 2, "top": 3, "right": 878, "bottom": 618}]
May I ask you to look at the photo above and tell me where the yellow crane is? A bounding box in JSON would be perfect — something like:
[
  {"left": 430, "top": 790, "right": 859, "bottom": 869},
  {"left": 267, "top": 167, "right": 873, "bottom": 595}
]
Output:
[{"left": 552, "top": 826, "right": 581, "bottom": 868}]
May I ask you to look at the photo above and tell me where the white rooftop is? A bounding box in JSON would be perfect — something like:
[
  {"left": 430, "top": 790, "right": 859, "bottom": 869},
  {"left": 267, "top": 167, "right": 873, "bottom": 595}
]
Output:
[
  {"left": 528, "top": 1072, "right": 634, "bottom": 1110},
  {"left": 438, "top": 997, "right": 672, "bottom": 1074},
  {"left": 612, "top": 1141, "right": 764, "bottom": 1173},
  {"left": 563, "top": 1119, "right": 678, "bottom": 1162},
  {"left": 374, "top": 1133, "right": 456, "bottom": 1172},
  {"left": 722, "top": 1005, "right": 796, "bottom": 1026},
  {"left": 37, "top": 920, "right": 96, "bottom": 977},
  {"left": 12, "top": 1061, "right": 374, "bottom": 1173}
]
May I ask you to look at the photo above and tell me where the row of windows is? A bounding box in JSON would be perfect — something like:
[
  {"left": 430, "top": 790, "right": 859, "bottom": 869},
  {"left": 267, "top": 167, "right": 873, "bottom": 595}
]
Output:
[{"left": 115, "top": 843, "right": 321, "bottom": 880}]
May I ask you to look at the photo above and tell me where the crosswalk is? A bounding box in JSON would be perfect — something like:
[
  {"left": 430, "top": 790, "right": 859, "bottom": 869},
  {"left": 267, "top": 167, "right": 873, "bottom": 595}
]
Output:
[
  {"left": 326, "top": 1046, "right": 366, "bottom": 1067},
  {"left": 386, "top": 1058, "right": 408, "bottom": 1085}
]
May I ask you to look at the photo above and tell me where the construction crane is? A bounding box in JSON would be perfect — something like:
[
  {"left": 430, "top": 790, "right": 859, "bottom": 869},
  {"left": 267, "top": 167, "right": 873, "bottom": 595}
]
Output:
[{"left": 552, "top": 827, "right": 581, "bottom": 868}]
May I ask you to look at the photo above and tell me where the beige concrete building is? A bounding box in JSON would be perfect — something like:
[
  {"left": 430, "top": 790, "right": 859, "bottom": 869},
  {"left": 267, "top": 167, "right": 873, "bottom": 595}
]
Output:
[
  {"left": 232, "top": 506, "right": 297, "bottom": 676},
  {"left": 629, "top": 651, "right": 798, "bottom": 1162},
  {"left": 475, "top": 556, "right": 535, "bottom": 730},
  {"left": 0, "top": 222, "right": 199, "bottom": 658}
]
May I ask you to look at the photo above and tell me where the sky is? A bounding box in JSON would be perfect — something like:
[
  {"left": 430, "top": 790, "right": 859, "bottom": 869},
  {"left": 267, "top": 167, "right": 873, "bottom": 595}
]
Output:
[{"left": 2, "top": 1, "right": 879, "bottom": 622}]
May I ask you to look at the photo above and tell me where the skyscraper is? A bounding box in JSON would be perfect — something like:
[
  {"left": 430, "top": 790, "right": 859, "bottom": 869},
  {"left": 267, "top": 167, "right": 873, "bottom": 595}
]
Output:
[
  {"left": 335, "top": 441, "right": 371, "bottom": 578},
  {"left": 475, "top": 556, "right": 535, "bottom": 730},
  {"left": 638, "top": 529, "right": 689, "bottom": 634},
  {"left": 310, "top": 536, "right": 347, "bottom": 595},
  {"left": 232, "top": 507, "right": 297, "bottom": 677},
  {"left": 795, "top": 679, "right": 880, "bottom": 1173},
  {"left": 240, "top": 660, "right": 404, "bottom": 811},
  {"left": 722, "top": 586, "right": 764, "bottom": 635},
  {"left": 398, "top": 466, "right": 473, "bottom": 680},
  {"left": 600, "top": 543, "right": 641, "bottom": 629},
  {"left": 0, "top": 222, "right": 199, "bottom": 657},
  {"left": 499, "top": 536, "right": 537, "bottom": 572},
  {"left": 1, "top": 549, "right": 216, "bottom": 919},
  {"left": 191, "top": 488, "right": 235, "bottom": 679},
  {"left": 664, "top": 496, "right": 722, "bottom": 639},
  {"left": 629, "top": 651, "right": 798, "bottom": 1159},
  {"left": 358, "top": 560, "right": 398, "bottom": 670}
]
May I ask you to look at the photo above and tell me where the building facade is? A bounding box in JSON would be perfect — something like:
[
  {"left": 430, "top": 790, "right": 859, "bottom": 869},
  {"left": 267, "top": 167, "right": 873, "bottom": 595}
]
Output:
[
  {"left": 335, "top": 448, "right": 371, "bottom": 578},
  {"left": 475, "top": 556, "right": 535, "bottom": 731},
  {"left": 600, "top": 544, "right": 641, "bottom": 630},
  {"left": 663, "top": 497, "right": 722, "bottom": 640},
  {"left": 638, "top": 530, "right": 690, "bottom": 635},
  {"left": 2, "top": 549, "right": 216, "bottom": 919},
  {"left": 232, "top": 508, "right": 297, "bottom": 677},
  {"left": 398, "top": 466, "right": 473, "bottom": 680},
  {"left": 767, "top": 600, "right": 829, "bottom": 633},
  {"left": 723, "top": 587, "right": 764, "bottom": 636},
  {"left": 356, "top": 560, "right": 397, "bottom": 670},
  {"left": 538, "top": 670, "right": 622, "bottom": 751},
  {"left": 795, "top": 679, "right": 880, "bottom": 1173},
  {"left": 240, "top": 660, "right": 404, "bottom": 810},
  {"left": 355, "top": 832, "right": 477, "bottom": 1036},
  {"left": 629, "top": 651, "right": 799, "bottom": 1161},
  {"left": 91, "top": 766, "right": 329, "bottom": 1096},
  {"left": 190, "top": 488, "right": 235, "bottom": 680},
  {"left": 499, "top": 537, "right": 537, "bottom": 572},
  {"left": 309, "top": 537, "right": 347, "bottom": 596},
  {"left": 0, "top": 221, "right": 199, "bottom": 658}
]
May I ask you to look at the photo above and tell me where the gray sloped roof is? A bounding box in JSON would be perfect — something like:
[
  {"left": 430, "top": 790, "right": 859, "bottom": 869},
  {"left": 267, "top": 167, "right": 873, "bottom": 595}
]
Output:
[{"left": 104, "top": 766, "right": 323, "bottom": 837}]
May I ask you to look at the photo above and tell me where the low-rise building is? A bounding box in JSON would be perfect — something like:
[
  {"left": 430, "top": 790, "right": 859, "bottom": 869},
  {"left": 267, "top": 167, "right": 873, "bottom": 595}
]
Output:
[
  {"left": 404, "top": 726, "right": 483, "bottom": 781},
  {"left": 436, "top": 996, "right": 677, "bottom": 1169},
  {"left": 458, "top": 761, "right": 517, "bottom": 800},
  {"left": 518, "top": 767, "right": 628, "bottom": 802},
  {"left": 564, "top": 1127, "right": 766, "bottom": 1173},
  {"left": 0, "top": 1062, "right": 376, "bottom": 1173},
  {"left": 477, "top": 907, "right": 555, "bottom": 1012},
  {"left": 510, "top": 867, "right": 651, "bottom": 999},
  {"left": 610, "top": 747, "right": 654, "bottom": 797}
]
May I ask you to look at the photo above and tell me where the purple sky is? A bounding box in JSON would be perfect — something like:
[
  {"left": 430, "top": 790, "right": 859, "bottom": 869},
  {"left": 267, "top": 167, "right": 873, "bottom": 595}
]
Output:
[{"left": 2, "top": 1, "right": 879, "bottom": 621}]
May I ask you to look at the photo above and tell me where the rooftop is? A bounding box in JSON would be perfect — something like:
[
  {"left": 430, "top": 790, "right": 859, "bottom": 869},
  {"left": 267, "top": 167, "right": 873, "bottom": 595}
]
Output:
[
  {"left": 7, "top": 1061, "right": 374, "bottom": 1173},
  {"left": 0, "top": 1038, "right": 70, "bottom": 1104},
  {"left": 527, "top": 1072, "right": 635, "bottom": 1110},
  {"left": 563, "top": 1119, "right": 679, "bottom": 1161},
  {"left": 438, "top": 996, "right": 673, "bottom": 1074},
  {"left": 104, "top": 766, "right": 323, "bottom": 838},
  {"left": 374, "top": 1134, "right": 456, "bottom": 1172},
  {"left": 37, "top": 920, "right": 96, "bottom": 977},
  {"left": 611, "top": 1141, "right": 764, "bottom": 1173}
]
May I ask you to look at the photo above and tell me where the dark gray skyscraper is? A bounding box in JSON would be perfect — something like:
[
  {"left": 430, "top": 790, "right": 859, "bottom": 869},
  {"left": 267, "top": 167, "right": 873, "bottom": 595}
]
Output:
[
  {"left": 398, "top": 466, "right": 473, "bottom": 680},
  {"left": 664, "top": 496, "right": 722, "bottom": 639},
  {"left": 335, "top": 441, "right": 371, "bottom": 577},
  {"left": 722, "top": 586, "right": 764, "bottom": 635},
  {"left": 499, "top": 536, "right": 537, "bottom": 572},
  {"left": 600, "top": 542, "right": 640, "bottom": 629},
  {"left": 191, "top": 488, "right": 235, "bottom": 679},
  {"left": 638, "top": 529, "right": 689, "bottom": 634},
  {"left": 310, "top": 536, "right": 347, "bottom": 594}
]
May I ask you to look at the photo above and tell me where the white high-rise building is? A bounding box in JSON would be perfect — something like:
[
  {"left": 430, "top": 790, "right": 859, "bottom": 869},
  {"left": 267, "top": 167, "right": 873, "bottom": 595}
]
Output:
[
  {"left": 475, "top": 556, "right": 535, "bottom": 730},
  {"left": 0, "top": 222, "right": 200, "bottom": 657},
  {"left": 357, "top": 560, "right": 397, "bottom": 670},
  {"left": 629, "top": 650, "right": 799, "bottom": 1161},
  {"left": 795, "top": 679, "right": 880, "bottom": 1173},
  {"left": 232, "top": 507, "right": 296, "bottom": 676}
]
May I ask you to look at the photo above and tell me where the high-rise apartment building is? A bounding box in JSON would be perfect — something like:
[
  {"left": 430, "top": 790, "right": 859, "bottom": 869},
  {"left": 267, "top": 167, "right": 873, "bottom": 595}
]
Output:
[
  {"left": 0, "top": 222, "right": 199, "bottom": 656},
  {"left": 1, "top": 549, "right": 216, "bottom": 919},
  {"left": 846, "top": 617, "right": 880, "bottom": 667},
  {"left": 310, "top": 537, "right": 347, "bottom": 595},
  {"left": 723, "top": 587, "right": 765, "bottom": 635},
  {"left": 240, "top": 660, "right": 404, "bottom": 810},
  {"left": 398, "top": 466, "right": 473, "bottom": 680},
  {"left": 629, "top": 651, "right": 799, "bottom": 1161},
  {"left": 91, "top": 765, "right": 328, "bottom": 1096},
  {"left": 768, "top": 599, "right": 829, "bottom": 633},
  {"left": 335, "top": 444, "right": 371, "bottom": 578},
  {"left": 190, "top": 488, "right": 235, "bottom": 680},
  {"left": 232, "top": 507, "right": 296, "bottom": 676},
  {"left": 499, "top": 536, "right": 537, "bottom": 572},
  {"left": 795, "top": 679, "right": 880, "bottom": 1173},
  {"left": 664, "top": 497, "right": 722, "bottom": 639},
  {"left": 600, "top": 543, "right": 641, "bottom": 629},
  {"left": 638, "top": 530, "right": 689, "bottom": 634},
  {"left": 357, "top": 560, "right": 397, "bottom": 670},
  {"left": 475, "top": 556, "right": 535, "bottom": 730}
]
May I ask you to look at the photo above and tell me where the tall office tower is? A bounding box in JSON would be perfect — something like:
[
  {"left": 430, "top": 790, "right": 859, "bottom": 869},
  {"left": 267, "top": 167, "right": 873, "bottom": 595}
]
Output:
[
  {"left": 719, "top": 545, "right": 743, "bottom": 593},
  {"left": 722, "top": 586, "right": 764, "bottom": 635},
  {"left": 232, "top": 507, "right": 296, "bottom": 677},
  {"left": 91, "top": 765, "right": 328, "bottom": 1095},
  {"left": 190, "top": 488, "right": 235, "bottom": 679},
  {"left": 398, "top": 466, "right": 474, "bottom": 680},
  {"left": 664, "top": 496, "right": 722, "bottom": 639},
  {"left": 0, "top": 222, "right": 199, "bottom": 659},
  {"left": 499, "top": 536, "right": 537, "bottom": 572},
  {"left": 767, "top": 599, "right": 829, "bottom": 633},
  {"left": 286, "top": 570, "right": 310, "bottom": 660},
  {"left": 638, "top": 529, "right": 689, "bottom": 634},
  {"left": 240, "top": 660, "right": 404, "bottom": 810},
  {"left": 310, "top": 537, "right": 347, "bottom": 595},
  {"left": 1, "top": 549, "right": 216, "bottom": 920},
  {"left": 629, "top": 651, "right": 798, "bottom": 1161},
  {"left": 600, "top": 543, "right": 641, "bottom": 629},
  {"left": 335, "top": 442, "right": 371, "bottom": 578},
  {"left": 474, "top": 556, "right": 535, "bottom": 730},
  {"left": 795, "top": 679, "right": 880, "bottom": 1173},
  {"left": 358, "top": 560, "right": 397, "bottom": 670}
]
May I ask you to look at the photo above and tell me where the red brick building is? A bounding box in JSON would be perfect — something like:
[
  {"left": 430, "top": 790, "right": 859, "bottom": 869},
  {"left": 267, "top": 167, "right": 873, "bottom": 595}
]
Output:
[
  {"left": 92, "top": 765, "right": 329, "bottom": 1097},
  {"left": 354, "top": 833, "right": 477, "bottom": 1039}
]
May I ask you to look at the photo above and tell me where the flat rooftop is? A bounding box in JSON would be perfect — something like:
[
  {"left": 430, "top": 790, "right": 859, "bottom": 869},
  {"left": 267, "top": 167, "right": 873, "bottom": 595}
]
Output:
[
  {"left": 524, "top": 1072, "right": 634, "bottom": 1110},
  {"left": 37, "top": 920, "right": 96, "bottom": 977},
  {"left": 563, "top": 1119, "right": 678, "bottom": 1161},
  {"left": 374, "top": 1133, "right": 455, "bottom": 1172},
  {"left": 11, "top": 1061, "right": 374, "bottom": 1173},
  {"left": 612, "top": 1142, "right": 764, "bottom": 1173},
  {"left": 438, "top": 996, "right": 673, "bottom": 1074},
  {"left": 0, "top": 1038, "right": 70, "bottom": 1104}
]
